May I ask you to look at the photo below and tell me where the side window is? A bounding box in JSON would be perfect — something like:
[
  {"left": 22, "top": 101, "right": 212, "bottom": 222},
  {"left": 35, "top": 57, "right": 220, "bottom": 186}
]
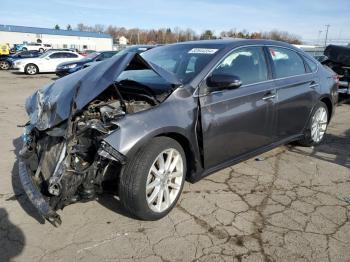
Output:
[
  {"left": 269, "top": 47, "right": 306, "bottom": 78},
  {"left": 304, "top": 57, "right": 318, "bottom": 72},
  {"left": 213, "top": 47, "right": 268, "bottom": 86},
  {"left": 20, "top": 51, "right": 30, "bottom": 58},
  {"left": 101, "top": 52, "right": 115, "bottom": 59},
  {"left": 64, "top": 53, "right": 78, "bottom": 58},
  {"left": 49, "top": 53, "right": 62, "bottom": 59}
]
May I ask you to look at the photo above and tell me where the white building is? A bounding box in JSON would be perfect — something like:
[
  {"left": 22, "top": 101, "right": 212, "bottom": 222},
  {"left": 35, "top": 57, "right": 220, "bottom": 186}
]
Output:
[{"left": 0, "top": 24, "right": 113, "bottom": 51}]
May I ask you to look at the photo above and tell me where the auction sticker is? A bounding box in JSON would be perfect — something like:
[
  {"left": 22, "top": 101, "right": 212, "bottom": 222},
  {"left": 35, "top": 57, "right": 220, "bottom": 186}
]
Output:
[{"left": 188, "top": 48, "right": 218, "bottom": 54}]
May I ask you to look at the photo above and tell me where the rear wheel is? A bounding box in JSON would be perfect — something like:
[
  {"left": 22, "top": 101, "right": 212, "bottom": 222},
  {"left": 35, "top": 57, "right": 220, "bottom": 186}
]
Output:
[
  {"left": 39, "top": 48, "right": 44, "bottom": 52},
  {"left": 119, "top": 137, "right": 186, "bottom": 220},
  {"left": 25, "top": 64, "right": 38, "bottom": 75},
  {"left": 21, "top": 47, "right": 27, "bottom": 51},
  {"left": 0, "top": 61, "right": 10, "bottom": 70},
  {"left": 298, "top": 101, "right": 328, "bottom": 146}
]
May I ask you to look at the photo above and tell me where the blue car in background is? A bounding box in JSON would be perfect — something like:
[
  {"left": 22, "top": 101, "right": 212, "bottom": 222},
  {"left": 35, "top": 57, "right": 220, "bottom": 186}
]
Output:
[
  {"left": 56, "top": 50, "right": 118, "bottom": 77},
  {"left": 0, "top": 50, "right": 41, "bottom": 70},
  {"left": 82, "top": 45, "right": 157, "bottom": 70}
]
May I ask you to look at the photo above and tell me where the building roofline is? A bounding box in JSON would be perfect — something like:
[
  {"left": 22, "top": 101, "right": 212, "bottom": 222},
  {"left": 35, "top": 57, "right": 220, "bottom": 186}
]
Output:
[{"left": 0, "top": 24, "right": 112, "bottom": 39}]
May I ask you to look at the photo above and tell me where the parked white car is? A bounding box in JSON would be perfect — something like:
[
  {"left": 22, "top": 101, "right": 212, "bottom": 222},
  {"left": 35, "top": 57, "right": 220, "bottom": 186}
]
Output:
[
  {"left": 13, "top": 51, "right": 84, "bottom": 75},
  {"left": 21, "top": 43, "right": 52, "bottom": 52}
]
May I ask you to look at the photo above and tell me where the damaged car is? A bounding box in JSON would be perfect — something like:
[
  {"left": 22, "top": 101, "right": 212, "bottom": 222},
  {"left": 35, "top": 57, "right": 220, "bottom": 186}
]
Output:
[
  {"left": 322, "top": 44, "right": 350, "bottom": 95},
  {"left": 19, "top": 40, "right": 338, "bottom": 226}
]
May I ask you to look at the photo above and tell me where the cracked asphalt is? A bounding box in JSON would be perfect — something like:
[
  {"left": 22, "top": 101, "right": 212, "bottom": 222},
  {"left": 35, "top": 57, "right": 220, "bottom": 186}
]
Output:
[{"left": 0, "top": 70, "right": 350, "bottom": 262}]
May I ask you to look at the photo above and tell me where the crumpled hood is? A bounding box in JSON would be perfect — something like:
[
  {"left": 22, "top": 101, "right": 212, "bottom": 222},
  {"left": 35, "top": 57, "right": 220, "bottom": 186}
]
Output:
[{"left": 25, "top": 52, "right": 181, "bottom": 131}]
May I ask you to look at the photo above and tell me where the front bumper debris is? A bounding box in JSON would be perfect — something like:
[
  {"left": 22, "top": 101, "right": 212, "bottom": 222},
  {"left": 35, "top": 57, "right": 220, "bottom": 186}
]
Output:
[{"left": 18, "top": 159, "right": 62, "bottom": 227}]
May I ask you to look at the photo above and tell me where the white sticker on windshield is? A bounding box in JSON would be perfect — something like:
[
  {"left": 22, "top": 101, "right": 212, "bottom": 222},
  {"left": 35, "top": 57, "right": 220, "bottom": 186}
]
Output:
[{"left": 188, "top": 48, "right": 218, "bottom": 54}]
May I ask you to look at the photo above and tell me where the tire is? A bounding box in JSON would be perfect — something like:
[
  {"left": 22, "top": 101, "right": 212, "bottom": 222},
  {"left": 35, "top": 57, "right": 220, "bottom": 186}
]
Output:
[
  {"left": 21, "top": 47, "right": 27, "bottom": 51},
  {"left": 298, "top": 101, "right": 329, "bottom": 146},
  {"left": 0, "top": 60, "right": 10, "bottom": 70},
  {"left": 119, "top": 137, "right": 187, "bottom": 220},
  {"left": 25, "top": 64, "right": 39, "bottom": 75},
  {"left": 39, "top": 48, "right": 44, "bottom": 52}
]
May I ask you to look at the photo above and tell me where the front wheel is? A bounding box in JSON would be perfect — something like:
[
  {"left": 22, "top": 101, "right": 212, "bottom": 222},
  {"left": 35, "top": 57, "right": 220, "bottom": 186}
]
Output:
[
  {"left": 25, "top": 64, "right": 38, "bottom": 75},
  {"left": 0, "top": 61, "right": 10, "bottom": 70},
  {"left": 119, "top": 137, "right": 186, "bottom": 220},
  {"left": 298, "top": 101, "right": 329, "bottom": 146}
]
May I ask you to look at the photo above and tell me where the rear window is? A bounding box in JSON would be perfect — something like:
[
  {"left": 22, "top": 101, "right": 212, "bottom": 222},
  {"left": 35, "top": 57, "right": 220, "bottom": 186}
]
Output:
[
  {"left": 304, "top": 57, "right": 318, "bottom": 72},
  {"left": 269, "top": 47, "right": 306, "bottom": 78}
]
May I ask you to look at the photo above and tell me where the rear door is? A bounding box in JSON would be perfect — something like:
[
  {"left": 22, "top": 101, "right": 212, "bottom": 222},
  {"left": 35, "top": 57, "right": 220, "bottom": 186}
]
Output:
[
  {"left": 267, "top": 47, "right": 319, "bottom": 140},
  {"left": 199, "top": 46, "right": 276, "bottom": 169},
  {"left": 47, "top": 52, "right": 66, "bottom": 72}
]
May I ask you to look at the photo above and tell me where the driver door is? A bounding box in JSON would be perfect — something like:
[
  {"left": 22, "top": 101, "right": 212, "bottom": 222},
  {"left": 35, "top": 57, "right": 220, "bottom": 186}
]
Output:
[{"left": 199, "top": 46, "right": 276, "bottom": 169}]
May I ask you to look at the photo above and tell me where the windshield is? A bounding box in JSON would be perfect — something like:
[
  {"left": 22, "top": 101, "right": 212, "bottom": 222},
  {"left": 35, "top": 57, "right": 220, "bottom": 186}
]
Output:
[{"left": 141, "top": 44, "right": 224, "bottom": 83}]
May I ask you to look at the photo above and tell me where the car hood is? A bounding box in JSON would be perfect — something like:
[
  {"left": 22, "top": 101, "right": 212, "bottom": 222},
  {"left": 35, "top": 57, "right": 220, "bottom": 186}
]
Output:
[{"left": 25, "top": 52, "right": 181, "bottom": 131}]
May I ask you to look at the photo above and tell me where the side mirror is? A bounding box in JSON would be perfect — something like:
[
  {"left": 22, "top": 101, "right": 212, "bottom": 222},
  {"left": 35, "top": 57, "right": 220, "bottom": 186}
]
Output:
[{"left": 207, "top": 74, "right": 242, "bottom": 92}]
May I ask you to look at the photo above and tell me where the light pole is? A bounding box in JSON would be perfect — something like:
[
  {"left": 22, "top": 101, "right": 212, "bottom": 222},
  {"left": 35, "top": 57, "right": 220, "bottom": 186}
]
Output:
[{"left": 324, "top": 24, "right": 330, "bottom": 47}]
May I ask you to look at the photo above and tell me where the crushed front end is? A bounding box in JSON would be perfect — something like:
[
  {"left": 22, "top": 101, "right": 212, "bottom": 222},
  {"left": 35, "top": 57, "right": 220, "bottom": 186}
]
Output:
[
  {"left": 18, "top": 52, "right": 179, "bottom": 226},
  {"left": 19, "top": 98, "right": 129, "bottom": 226}
]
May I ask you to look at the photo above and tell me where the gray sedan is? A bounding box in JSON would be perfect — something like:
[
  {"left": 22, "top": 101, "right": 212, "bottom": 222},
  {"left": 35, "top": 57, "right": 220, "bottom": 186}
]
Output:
[{"left": 19, "top": 39, "right": 338, "bottom": 225}]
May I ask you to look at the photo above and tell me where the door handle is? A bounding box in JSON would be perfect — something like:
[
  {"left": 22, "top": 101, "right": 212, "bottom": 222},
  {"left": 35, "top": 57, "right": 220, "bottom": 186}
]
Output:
[
  {"left": 262, "top": 92, "right": 276, "bottom": 101},
  {"left": 309, "top": 81, "right": 319, "bottom": 89}
]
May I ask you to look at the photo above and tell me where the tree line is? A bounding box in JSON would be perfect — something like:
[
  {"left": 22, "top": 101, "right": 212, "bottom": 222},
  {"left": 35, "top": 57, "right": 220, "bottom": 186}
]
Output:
[{"left": 53, "top": 23, "right": 302, "bottom": 45}]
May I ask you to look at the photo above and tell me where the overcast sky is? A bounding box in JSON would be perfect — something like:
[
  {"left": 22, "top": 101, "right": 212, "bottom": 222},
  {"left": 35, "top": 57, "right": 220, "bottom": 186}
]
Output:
[{"left": 1, "top": 0, "right": 349, "bottom": 42}]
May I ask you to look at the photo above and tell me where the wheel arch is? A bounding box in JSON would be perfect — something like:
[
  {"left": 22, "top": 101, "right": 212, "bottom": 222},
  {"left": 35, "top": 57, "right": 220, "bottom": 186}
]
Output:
[
  {"left": 319, "top": 95, "right": 333, "bottom": 123},
  {"left": 154, "top": 132, "right": 197, "bottom": 179},
  {"left": 25, "top": 63, "right": 39, "bottom": 74},
  {"left": 116, "top": 128, "right": 200, "bottom": 180}
]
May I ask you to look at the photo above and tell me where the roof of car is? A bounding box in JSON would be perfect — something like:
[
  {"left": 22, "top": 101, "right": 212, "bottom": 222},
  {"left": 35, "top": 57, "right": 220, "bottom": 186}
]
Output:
[
  {"left": 170, "top": 39, "right": 298, "bottom": 49},
  {"left": 0, "top": 24, "right": 112, "bottom": 39}
]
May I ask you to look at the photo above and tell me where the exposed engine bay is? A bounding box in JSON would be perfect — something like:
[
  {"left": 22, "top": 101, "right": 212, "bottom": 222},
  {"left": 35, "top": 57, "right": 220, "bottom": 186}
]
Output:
[{"left": 19, "top": 83, "right": 164, "bottom": 226}]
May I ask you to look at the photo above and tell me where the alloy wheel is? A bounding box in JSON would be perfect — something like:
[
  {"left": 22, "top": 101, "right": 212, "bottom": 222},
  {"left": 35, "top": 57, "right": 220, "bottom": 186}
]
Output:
[
  {"left": 311, "top": 107, "right": 328, "bottom": 143},
  {"left": 27, "top": 65, "right": 37, "bottom": 75},
  {"left": 146, "top": 148, "right": 184, "bottom": 213},
  {"left": 0, "top": 61, "right": 9, "bottom": 70}
]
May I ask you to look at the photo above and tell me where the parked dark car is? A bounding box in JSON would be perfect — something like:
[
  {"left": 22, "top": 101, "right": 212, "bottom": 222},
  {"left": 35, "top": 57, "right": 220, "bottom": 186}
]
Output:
[
  {"left": 322, "top": 45, "right": 350, "bottom": 95},
  {"left": 56, "top": 51, "right": 118, "bottom": 77},
  {"left": 0, "top": 50, "right": 40, "bottom": 70},
  {"left": 19, "top": 40, "right": 337, "bottom": 226}
]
